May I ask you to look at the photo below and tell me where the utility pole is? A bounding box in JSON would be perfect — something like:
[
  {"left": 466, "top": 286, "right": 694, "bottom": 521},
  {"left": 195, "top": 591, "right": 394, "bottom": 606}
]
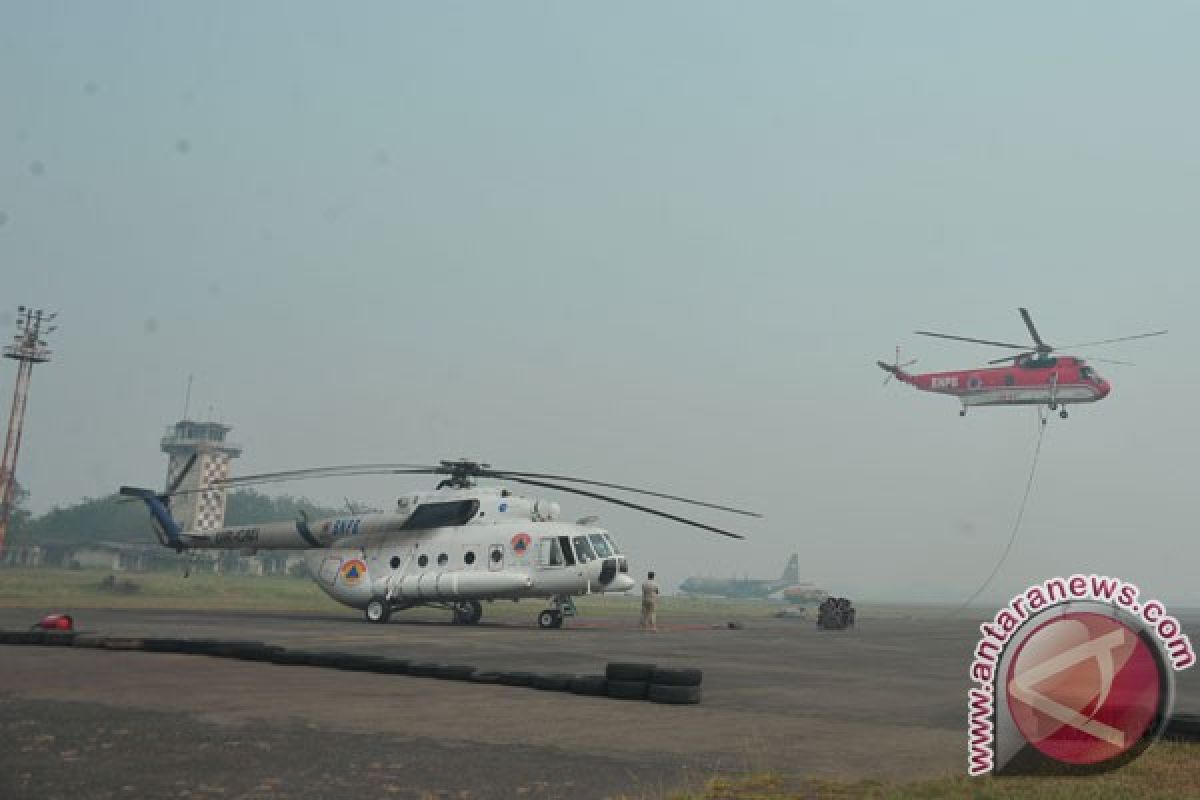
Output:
[{"left": 0, "top": 307, "right": 56, "bottom": 558}]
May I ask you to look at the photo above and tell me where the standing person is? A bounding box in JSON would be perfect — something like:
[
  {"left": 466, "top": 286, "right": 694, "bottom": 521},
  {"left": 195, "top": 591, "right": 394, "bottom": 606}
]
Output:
[{"left": 640, "top": 571, "right": 660, "bottom": 632}]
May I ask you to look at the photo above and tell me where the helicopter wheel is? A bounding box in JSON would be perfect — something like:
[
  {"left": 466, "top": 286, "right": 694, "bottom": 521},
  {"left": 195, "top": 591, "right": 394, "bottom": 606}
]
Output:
[
  {"left": 1059, "top": 408, "right": 1069, "bottom": 419},
  {"left": 453, "top": 600, "right": 483, "bottom": 625},
  {"left": 364, "top": 598, "right": 391, "bottom": 625},
  {"left": 538, "top": 610, "right": 563, "bottom": 629},
  {"left": 958, "top": 409, "right": 966, "bottom": 417}
]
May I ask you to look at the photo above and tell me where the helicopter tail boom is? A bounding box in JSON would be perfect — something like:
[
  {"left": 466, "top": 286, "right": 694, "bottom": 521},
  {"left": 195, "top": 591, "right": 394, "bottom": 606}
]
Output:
[
  {"left": 119, "top": 486, "right": 185, "bottom": 551},
  {"left": 877, "top": 360, "right": 915, "bottom": 385}
]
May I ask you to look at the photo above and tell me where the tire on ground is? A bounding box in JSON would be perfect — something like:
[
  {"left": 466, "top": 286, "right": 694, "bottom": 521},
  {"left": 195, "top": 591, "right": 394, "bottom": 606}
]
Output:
[
  {"left": 1166, "top": 713, "right": 1200, "bottom": 742},
  {"left": 605, "top": 662, "right": 655, "bottom": 682},
  {"left": 434, "top": 664, "right": 476, "bottom": 681},
  {"left": 532, "top": 673, "right": 573, "bottom": 691},
  {"left": 306, "top": 652, "right": 346, "bottom": 669},
  {"left": 648, "top": 684, "right": 702, "bottom": 705},
  {"left": 42, "top": 632, "right": 77, "bottom": 647},
  {"left": 499, "top": 671, "right": 537, "bottom": 687},
  {"left": 338, "top": 654, "right": 388, "bottom": 671},
  {"left": 606, "top": 679, "right": 649, "bottom": 700},
  {"left": 407, "top": 661, "right": 441, "bottom": 677},
  {"left": 102, "top": 637, "right": 145, "bottom": 651},
  {"left": 649, "top": 667, "right": 703, "bottom": 687},
  {"left": 72, "top": 634, "right": 107, "bottom": 649},
  {"left": 569, "top": 674, "right": 608, "bottom": 696},
  {"left": 470, "top": 671, "right": 503, "bottom": 684},
  {"left": 269, "top": 650, "right": 311, "bottom": 666}
]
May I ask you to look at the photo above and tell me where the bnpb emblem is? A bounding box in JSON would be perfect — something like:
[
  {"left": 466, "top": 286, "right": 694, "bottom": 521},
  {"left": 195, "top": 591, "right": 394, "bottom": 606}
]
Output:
[
  {"left": 339, "top": 559, "right": 367, "bottom": 586},
  {"left": 510, "top": 532, "right": 532, "bottom": 556}
]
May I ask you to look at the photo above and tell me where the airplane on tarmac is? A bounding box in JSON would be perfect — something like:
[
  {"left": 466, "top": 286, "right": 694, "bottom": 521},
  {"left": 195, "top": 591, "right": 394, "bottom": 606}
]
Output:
[
  {"left": 678, "top": 553, "right": 822, "bottom": 600},
  {"left": 122, "top": 458, "right": 760, "bottom": 629}
]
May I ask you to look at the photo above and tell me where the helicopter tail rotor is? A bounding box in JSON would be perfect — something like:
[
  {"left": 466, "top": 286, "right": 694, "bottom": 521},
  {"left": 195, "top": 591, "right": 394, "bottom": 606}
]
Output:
[{"left": 879, "top": 346, "right": 917, "bottom": 386}]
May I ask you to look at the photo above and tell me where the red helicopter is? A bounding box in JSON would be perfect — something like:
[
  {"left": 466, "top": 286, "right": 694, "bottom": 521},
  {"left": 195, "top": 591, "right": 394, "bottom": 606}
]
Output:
[{"left": 879, "top": 308, "right": 1166, "bottom": 418}]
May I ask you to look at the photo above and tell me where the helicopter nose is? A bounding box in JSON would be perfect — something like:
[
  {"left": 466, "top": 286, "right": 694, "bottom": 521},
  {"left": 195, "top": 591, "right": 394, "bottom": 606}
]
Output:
[
  {"left": 1099, "top": 380, "right": 1112, "bottom": 398},
  {"left": 609, "top": 573, "right": 636, "bottom": 592}
]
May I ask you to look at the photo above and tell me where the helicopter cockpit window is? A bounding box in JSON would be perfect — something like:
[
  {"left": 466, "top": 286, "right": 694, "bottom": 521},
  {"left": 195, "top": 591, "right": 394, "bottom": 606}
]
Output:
[
  {"left": 572, "top": 535, "right": 596, "bottom": 562},
  {"left": 1080, "top": 366, "right": 1095, "bottom": 381},
  {"left": 602, "top": 533, "right": 621, "bottom": 554},
  {"left": 401, "top": 499, "right": 481, "bottom": 530},
  {"left": 588, "top": 534, "right": 612, "bottom": 558},
  {"left": 538, "top": 537, "right": 564, "bottom": 567}
]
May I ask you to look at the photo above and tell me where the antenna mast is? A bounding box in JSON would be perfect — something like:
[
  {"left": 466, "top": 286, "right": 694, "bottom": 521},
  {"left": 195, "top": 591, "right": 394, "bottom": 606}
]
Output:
[{"left": 0, "top": 306, "right": 56, "bottom": 557}]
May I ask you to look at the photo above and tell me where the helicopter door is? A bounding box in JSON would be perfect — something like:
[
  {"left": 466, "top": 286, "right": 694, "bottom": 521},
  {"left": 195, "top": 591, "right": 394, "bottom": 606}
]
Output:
[{"left": 488, "top": 544, "right": 504, "bottom": 571}]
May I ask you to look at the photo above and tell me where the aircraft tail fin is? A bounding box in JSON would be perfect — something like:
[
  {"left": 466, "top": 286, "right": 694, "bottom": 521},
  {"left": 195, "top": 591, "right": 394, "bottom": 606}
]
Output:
[
  {"left": 780, "top": 553, "right": 799, "bottom": 585},
  {"left": 879, "top": 347, "right": 917, "bottom": 386},
  {"left": 119, "top": 486, "right": 185, "bottom": 552}
]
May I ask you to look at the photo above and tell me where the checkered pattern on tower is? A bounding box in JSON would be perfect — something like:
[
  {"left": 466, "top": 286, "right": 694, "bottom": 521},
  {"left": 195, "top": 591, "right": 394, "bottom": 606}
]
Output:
[{"left": 194, "top": 453, "right": 231, "bottom": 531}]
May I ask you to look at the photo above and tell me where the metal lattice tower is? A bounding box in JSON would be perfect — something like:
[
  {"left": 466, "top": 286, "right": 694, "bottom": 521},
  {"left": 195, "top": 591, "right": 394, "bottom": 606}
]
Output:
[
  {"left": 161, "top": 419, "right": 242, "bottom": 532},
  {"left": 0, "top": 307, "right": 57, "bottom": 557}
]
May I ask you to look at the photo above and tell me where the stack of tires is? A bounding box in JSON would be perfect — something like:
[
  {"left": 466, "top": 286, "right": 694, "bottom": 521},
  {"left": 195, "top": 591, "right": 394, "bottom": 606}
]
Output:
[
  {"left": 605, "top": 662, "right": 702, "bottom": 704},
  {"left": 817, "top": 597, "right": 856, "bottom": 631}
]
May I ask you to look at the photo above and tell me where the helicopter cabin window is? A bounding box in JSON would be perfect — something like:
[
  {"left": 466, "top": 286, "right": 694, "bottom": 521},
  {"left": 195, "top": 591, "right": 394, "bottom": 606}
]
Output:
[
  {"left": 557, "top": 535, "right": 577, "bottom": 566},
  {"left": 490, "top": 548, "right": 503, "bottom": 564},
  {"left": 589, "top": 534, "right": 613, "bottom": 558},
  {"left": 389, "top": 556, "right": 401, "bottom": 569},
  {"left": 437, "top": 553, "right": 449, "bottom": 567},
  {"left": 417, "top": 554, "right": 429, "bottom": 568},
  {"left": 538, "top": 537, "right": 564, "bottom": 567},
  {"left": 400, "top": 499, "right": 481, "bottom": 530},
  {"left": 572, "top": 535, "right": 596, "bottom": 562},
  {"left": 464, "top": 551, "right": 476, "bottom": 566}
]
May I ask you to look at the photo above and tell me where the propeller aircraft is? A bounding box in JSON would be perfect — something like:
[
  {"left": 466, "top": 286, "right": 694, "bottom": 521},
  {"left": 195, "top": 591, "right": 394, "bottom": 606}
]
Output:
[
  {"left": 878, "top": 308, "right": 1166, "bottom": 418},
  {"left": 121, "top": 459, "right": 758, "bottom": 629}
]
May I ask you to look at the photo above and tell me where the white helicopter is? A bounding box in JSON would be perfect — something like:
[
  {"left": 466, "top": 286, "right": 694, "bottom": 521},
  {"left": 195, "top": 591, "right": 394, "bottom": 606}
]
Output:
[{"left": 121, "top": 459, "right": 758, "bottom": 629}]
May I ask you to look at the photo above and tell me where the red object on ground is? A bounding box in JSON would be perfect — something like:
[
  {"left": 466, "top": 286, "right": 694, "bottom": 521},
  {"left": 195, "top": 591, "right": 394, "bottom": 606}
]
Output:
[{"left": 37, "top": 613, "right": 74, "bottom": 631}]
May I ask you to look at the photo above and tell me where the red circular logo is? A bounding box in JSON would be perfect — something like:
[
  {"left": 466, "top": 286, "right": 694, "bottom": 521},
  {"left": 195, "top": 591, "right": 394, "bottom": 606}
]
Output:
[
  {"left": 1005, "top": 611, "right": 1162, "bottom": 766},
  {"left": 511, "top": 532, "right": 531, "bottom": 555}
]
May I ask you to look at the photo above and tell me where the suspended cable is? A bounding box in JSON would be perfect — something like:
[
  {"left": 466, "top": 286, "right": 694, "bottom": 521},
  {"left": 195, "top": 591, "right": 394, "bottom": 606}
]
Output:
[{"left": 957, "top": 408, "right": 1049, "bottom": 612}]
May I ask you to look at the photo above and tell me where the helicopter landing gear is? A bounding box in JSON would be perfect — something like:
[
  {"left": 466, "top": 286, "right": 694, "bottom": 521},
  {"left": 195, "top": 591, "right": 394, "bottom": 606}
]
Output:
[
  {"left": 1059, "top": 408, "right": 1069, "bottom": 419},
  {"left": 364, "top": 597, "right": 391, "bottom": 625},
  {"left": 452, "top": 599, "right": 483, "bottom": 625},
  {"left": 538, "top": 595, "right": 577, "bottom": 629},
  {"left": 959, "top": 408, "right": 967, "bottom": 417}
]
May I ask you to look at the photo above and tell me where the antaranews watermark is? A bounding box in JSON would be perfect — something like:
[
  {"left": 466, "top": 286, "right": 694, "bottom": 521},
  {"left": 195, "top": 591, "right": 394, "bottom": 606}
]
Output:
[{"left": 967, "top": 574, "right": 1194, "bottom": 776}]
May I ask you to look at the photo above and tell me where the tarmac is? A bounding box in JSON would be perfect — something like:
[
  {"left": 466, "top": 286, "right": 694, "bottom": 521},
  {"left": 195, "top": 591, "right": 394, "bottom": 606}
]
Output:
[{"left": 2, "top": 606, "right": 1197, "bottom": 799}]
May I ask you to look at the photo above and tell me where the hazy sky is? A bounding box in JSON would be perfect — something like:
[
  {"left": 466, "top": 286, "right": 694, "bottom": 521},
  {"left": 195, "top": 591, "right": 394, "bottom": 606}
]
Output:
[{"left": 3, "top": 2, "right": 1197, "bottom": 606}]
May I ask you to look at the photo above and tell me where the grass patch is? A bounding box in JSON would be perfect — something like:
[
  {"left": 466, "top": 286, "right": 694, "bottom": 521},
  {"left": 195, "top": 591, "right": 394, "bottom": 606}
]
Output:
[{"left": 662, "top": 741, "right": 1200, "bottom": 799}]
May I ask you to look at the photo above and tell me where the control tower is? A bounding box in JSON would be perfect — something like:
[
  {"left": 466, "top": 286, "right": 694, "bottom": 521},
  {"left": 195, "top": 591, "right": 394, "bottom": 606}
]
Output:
[{"left": 160, "top": 420, "right": 242, "bottom": 532}]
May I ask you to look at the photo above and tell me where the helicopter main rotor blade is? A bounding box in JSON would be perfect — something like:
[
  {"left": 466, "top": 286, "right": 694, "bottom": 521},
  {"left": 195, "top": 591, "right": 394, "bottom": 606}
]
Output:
[
  {"left": 1056, "top": 330, "right": 1168, "bottom": 349},
  {"left": 485, "top": 470, "right": 762, "bottom": 518},
  {"left": 163, "top": 467, "right": 441, "bottom": 498},
  {"left": 215, "top": 463, "right": 439, "bottom": 487},
  {"left": 1019, "top": 307, "right": 1048, "bottom": 350},
  {"left": 504, "top": 476, "right": 748, "bottom": 540},
  {"left": 1083, "top": 356, "right": 1137, "bottom": 366},
  {"left": 914, "top": 331, "right": 1029, "bottom": 349}
]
